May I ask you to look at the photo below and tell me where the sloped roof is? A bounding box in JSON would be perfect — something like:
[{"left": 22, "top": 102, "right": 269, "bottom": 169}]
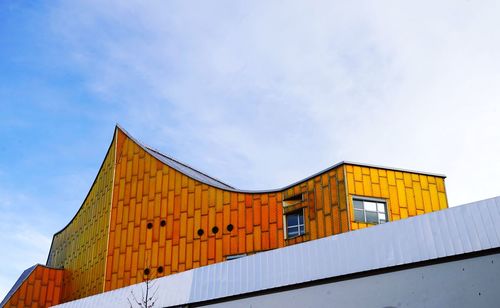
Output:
[
  {"left": 118, "top": 125, "right": 236, "bottom": 190},
  {"left": 146, "top": 147, "right": 236, "bottom": 190},
  {"left": 53, "top": 196, "right": 500, "bottom": 307},
  {"left": 1, "top": 265, "right": 37, "bottom": 307}
]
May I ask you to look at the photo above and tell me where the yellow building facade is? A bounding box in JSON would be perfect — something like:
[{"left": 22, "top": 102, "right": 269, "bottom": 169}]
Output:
[{"left": 2, "top": 126, "right": 448, "bottom": 307}]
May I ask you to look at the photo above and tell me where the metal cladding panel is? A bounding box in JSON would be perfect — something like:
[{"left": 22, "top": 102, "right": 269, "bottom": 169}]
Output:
[
  {"left": 54, "top": 196, "right": 500, "bottom": 308},
  {"left": 1, "top": 265, "right": 64, "bottom": 308},
  {"left": 344, "top": 164, "right": 448, "bottom": 232}
]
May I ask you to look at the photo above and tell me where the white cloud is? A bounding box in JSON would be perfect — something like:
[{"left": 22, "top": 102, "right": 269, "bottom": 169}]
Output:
[
  {"left": 48, "top": 0, "right": 500, "bottom": 206},
  {"left": 0, "top": 173, "right": 90, "bottom": 300},
  {"left": 0, "top": 190, "right": 53, "bottom": 299},
  {"left": 0, "top": 226, "right": 51, "bottom": 300},
  {"left": 3, "top": 0, "right": 500, "bottom": 301}
]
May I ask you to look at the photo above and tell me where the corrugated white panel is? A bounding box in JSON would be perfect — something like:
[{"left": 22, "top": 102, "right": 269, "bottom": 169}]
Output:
[{"left": 54, "top": 196, "right": 500, "bottom": 308}]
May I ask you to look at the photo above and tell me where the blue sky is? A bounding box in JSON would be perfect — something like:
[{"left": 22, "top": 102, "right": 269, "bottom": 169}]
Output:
[{"left": 1, "top": 0, "right": 500, "bottom": 299}]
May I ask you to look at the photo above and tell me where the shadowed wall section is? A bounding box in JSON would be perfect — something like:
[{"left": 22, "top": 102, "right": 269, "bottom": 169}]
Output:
[
  {"left": 45, "top": 137, "right": 116, "bottom": 302},
  {"left": 282, "top": 166, "right": 349, "bottom": 246}
]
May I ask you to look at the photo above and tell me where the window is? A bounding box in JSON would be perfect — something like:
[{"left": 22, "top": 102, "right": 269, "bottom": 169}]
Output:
[
  {"left": 353, "top": 198, "right": 387, "bottom": 224},
  {"left": 286, "top": 209, "right": 305, "bottom": 238}
]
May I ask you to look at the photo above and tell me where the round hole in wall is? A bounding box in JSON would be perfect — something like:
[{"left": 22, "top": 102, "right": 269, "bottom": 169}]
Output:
[
  {"left": 157, "top": 266, "right": 164, "bottom": 274},
  {"left": 143, "top": 268, "right": 151, "bottom": 276},
  {"left": 197, "top": 229, "right": 204, "bottom": 236},
  {"left": 212, "top": 226, "right": 219, "bottom": 234},
  {"left": 160, "top": 220, "right": 166, "bottom": 227},
  {"left": 226, "top": 224, "right": 234, "bottom": 232},
  {"left": 147, "top": 222, "right": 153, "bottom": 229}
]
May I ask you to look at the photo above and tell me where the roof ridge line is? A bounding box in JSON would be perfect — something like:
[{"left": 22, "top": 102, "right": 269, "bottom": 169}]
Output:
[
  {"left": 115, "top": 125, "right": 447, "bottom": 193},
  {"left": 145, "top": 146, "right": 236, "bottom": 189},
  {"left": 116, "top": 125, "right": 236, "bottom": 190}
]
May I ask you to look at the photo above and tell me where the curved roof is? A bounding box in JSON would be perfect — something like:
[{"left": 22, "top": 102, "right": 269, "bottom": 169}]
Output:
[
  {"left": 119, "top": 124, "right": 446, "bottom": 194},
  {"left": 118, "top": 125, "right": 235, "bottom": 190},
  {"left": 44, "top": 124, "right": 448, "bottom": 265}
]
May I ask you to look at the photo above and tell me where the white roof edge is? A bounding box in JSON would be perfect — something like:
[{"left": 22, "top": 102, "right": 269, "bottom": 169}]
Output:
[{"left": 54, "top": 195, "right": 500, "bottom": 308}]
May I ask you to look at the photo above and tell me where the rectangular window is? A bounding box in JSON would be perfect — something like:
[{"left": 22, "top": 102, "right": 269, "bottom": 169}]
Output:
[
  {"left": 286, "top": 209, "right": 305, "bottom": 238},
  {"left": 353, "top": 198, "right": 387, "bottom": 224}
]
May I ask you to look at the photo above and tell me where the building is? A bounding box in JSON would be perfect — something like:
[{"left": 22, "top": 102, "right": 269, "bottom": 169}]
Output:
[
  {"left": 1, "top": 125, "right": 449, "bottom": 307},
  {"left": 53, "top": 196, "right": 500, "bottom": 308}
]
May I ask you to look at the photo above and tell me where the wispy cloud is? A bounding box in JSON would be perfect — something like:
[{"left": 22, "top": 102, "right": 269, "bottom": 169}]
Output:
[
  {"left": 47, "top": 0, "right": 500, "bottom": 204},
  {"left": 0, "top": 188, "right": 52, "bottom": 297},
  {"left": 1, "top": 0, "right": 500, "bottom": 299}
]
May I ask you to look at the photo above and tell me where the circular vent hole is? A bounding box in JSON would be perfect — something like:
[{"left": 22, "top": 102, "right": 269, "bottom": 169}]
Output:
[
  {"left": 197, "top": 229, "right": 204, "bottom": 236},
  {"left": 212, "top": 226, "right": 219, "bottom": 234},
  {"left": 160, "top": 220, "right": 166, "bottom": 227},
  {"left": 147, "top": 222, "right": 153, "bottom": 229},
  {"left": 157, "top": 266, "right": 164, "bottom": 273},
  {"left": 143, "top": 268, "right": 151, "bottom": 276},
  {"left": 226, "top": 224, "right": 234, "bottom": 232}
]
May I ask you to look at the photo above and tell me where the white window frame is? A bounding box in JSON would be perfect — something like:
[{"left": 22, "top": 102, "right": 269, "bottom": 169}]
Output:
[{"left": 285, "top": 208, "right": 305, "bottom": 239}]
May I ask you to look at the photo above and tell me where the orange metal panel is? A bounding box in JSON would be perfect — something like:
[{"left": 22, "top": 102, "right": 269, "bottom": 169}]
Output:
[
  {"left": 362, "top": 175, "right": 372, "bottom": 195},
  {"left": 269, "top": 195, "right": 277, "bottom": 223},
  {"left": 186, "top": 242, "right": 193, "bottom": 268},
  {"left": 246, "top": 233, "right": 254, "bottom": 252},
  {"left": 207, "top": 237, "right": 215, "bottom": 260},
  {"left": 179, "top": 238, "right": 186, "bottom": 265},
  {"left": 3, "top": 266, "right": 64, "bottom": 308},
  {"left": 261, "top": 204, "right": 269, "bottom": 232},
  {"left": 429, "top": 184, "right": 440, "bottom": 211},
  {"left": 317, "top": 210, "right": 325, "bottom": 238},
  {"left": 353, "top": 166, "right": 362, "bottom": 181},
  {"left": 238, "top": 229, "right": 246, "bottom": 254},
  {"left": 172, "top": 245, "right": 179, "bottom": 272},
  {"left": 344, "top": 164, "right": 447, "bottom": 232},
  {"left": 193, "top": 239, "right": 200, "bottom": 262},
  {"left": 269, "top": 223, "right": 278, "bottom": 248},
  {"left": 245, "top": 207, "right": 253, "bottom": 233}
]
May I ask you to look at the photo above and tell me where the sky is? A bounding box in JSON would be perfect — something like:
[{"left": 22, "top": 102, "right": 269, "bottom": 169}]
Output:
[{"left": 1, "top": 0, "right": 500, "bottom": 300}]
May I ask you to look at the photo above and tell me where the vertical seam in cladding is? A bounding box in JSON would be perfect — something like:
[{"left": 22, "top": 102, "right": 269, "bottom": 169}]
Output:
[
  {"left": 327, "top": 172, "right": 332, "bottom": 236},
  {"left": 343, "top": 165, "right": 352, "bottom": 231},
  {"left": 102, "top": 130, "right": 118, "bottom": 293},
  {"left": 313, "top": 181, "right": 317, "bottom": 239},
  {"left": 334, "top": 173, "right": 342, "bottom": 233}
]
